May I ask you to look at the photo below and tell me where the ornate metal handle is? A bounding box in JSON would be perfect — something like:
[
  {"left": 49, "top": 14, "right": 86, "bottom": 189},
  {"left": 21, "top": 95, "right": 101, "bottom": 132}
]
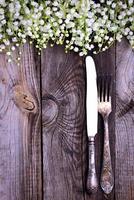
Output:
[
  {"left": 87, "top": 136, "right": 98, "bottom": 194},
  {"left": 100, "top": 117, "right": 114, "bottom": 194}
]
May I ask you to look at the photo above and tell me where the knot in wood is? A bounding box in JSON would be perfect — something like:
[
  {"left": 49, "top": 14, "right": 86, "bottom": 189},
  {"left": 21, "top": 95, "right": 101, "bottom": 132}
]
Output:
[
  {"left": 13, "top": 85, "right": 37, "bottom": 114},
  {"left": 42, "top": 95, "right": 58, "bottom": 126}
]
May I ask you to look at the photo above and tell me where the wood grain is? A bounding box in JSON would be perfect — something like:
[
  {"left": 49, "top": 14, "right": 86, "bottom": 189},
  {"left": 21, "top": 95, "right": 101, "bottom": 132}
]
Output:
[
  {"left": 41, "top": 45, "right": 87, "bottom": 200},
  {"left": 0, "top": 43, "right": 42, "bottom": 200},
  {"left": 41, "top": 44, "right": 116, "bottom": 200},
  {"left": 0, "top": 37, "right": 133, "bottom": 200},
  {"left": 115, "top": 38, "right": 134, "bottom": 200}
]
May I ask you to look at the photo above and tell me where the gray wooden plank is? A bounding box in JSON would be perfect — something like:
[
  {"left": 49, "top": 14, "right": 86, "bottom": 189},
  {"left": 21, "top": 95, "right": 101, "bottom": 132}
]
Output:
[
  {"left": 115, "top": 38, "right": 134, "bottom": 200},
  {"left": 0, "top": 43, "right": 42, "bottom": 200},
  {"left": 41, "top": 45, "right": 86, "bottom": 200}
]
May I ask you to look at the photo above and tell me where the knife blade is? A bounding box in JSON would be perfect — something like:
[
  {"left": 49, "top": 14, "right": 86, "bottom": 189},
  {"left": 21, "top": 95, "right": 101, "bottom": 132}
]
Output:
[{"left": 86, "top": 56, "right": 98, "bottom": 193}]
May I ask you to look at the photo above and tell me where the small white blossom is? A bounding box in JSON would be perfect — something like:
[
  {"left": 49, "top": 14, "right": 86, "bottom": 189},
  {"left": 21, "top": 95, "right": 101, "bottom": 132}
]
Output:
[
  {"left": 11, "top": 46, "right": 15, "bottom": 51},
  {"left": 74, "top": 47, "right": 79, "bottom": 52},
  {"left": 6, "top": 51, "right": 11, "bottom": 56},
  {"left": 0, "top": 0, "right": 133, "bottom": 57},
  {"left": 8, "top": 59, "right": 12, "bottom": 63}
]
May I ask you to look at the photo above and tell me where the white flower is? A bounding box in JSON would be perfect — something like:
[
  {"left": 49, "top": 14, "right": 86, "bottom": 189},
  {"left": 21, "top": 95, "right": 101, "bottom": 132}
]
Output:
[
  {"left": 122, "top": 4, "right": 127, "bottom": 9},
  {"left": 1, "top": 19, "right": 6, "bottom": 25},
  {"left": 58, "top": 19, "right": 63, "bottom": 24},
  {"left": 40, "top": 20, "right": 44, "bottom": 25},
  {"left": 39, "top": 5, "right": 43, "bottom": 11},
  {"left": 79, "top": 52, "right": 84, "bottom": 56},
  {"left": 14, "top": 12, "right": 20, "bottom": 19},
  {"left": 9, "top": 3, "right": 14, "bottom": 13},
  {"left": 74, "top": 47, "right": 79, "bottom": 52},
  {"left": 119, "top": 2, "right": 123, "bottom": 6},
  {"left": 116, "top": 34, "right": 122, "bottom": 42},
  {"left": 15, "top": 1, "right": 21, "bottom": 10},
  {"left": 45, "top": 1, "right": 51, "bottom": 6},
  {"left": 128, "top": 0, "right": 133, "bottom": 4},
  {"left": 0, "top": 44, "right": 5, "bottom": 49},
  {"left": 53, "top": 1, "right": 59, "bottom": 7},
  {"left": 55, "top": 11, "right": 63, "bottom": 18},
  {"left": 86, "top": 19, "right": 94, "bottom": 26},
  {"left": 98, "top": 43, "right": 102, "bottom": 47},
  {"left": 18, "top": 32, "right": 22, "bottom": 37},
  {"left": 103, "top": 15, "right": 108, "bottom": 20},
  {"left": 12, "top": 37, "right": 17, "bottom": 42},
  {"left": 128, "top": 14, "right": 133, "bottom": 21},
  {"left": 0, "top": 8, "right": 4, "bottom": 14},
  {"left": 0, "top": 0, "right": 5, "bottom": 5},
  {"left": 45, "top": 8, "right": 51, "bottom": 15},
  {"left": 13, "top": 21, "right": 19, "bottom": 26},
  {"left": 85, "top": 44, "right": 90, "bottom": 49},
  {"left": 90, "top": 44, "right": 94, "bottom": 49},
  {"left": 111, "top": 3, "right": 116, "bottom": 8},
  {"left": 109, "top": 37, "right": 114, "bottom": 42},
  {"left": 53, "top": 7, "right": 58, "bottom": 11},
  {"left": 27, "top": 20, "right": 32, "bottom": 26},
  {"left": 107, "top": 1, "right": 112, "bottom": 5},
  {"left": 11, "top": 46, "right": 15, "bottom": 51},
  {"left": 66, "top": 22, "right": 75, "bottom": 28},
  {"left": 6, "top": 51, "right": 11, "bottom": 56},
  {"left": 93, "top": 23, "right": 99, "bottom": 31},
  {"left": 24, "top": 7, "right": 30, "bottom": 14},
  {"left": 65, "top": 19, "right": 70, "bottom": 24},
  {"left": 129, "top": 31, "right": 133, "bottom": 36},
  {"left": 31, "top": 1, "right": 38, "bottom": 7},
  {"left": 0, "top": 0, "right": 133, "bottom": 57},
  {"left": 71, "top": 0, "right": 78, "bottom": 5},
  {"left": 8, "top": 59, "right": 12, "bottom": 63},
  {"left": 105, "top": 35, "right": 109, "bottom": 40},
  {"left": 4, "top": 40, "right": 10, "bottom": 45}
]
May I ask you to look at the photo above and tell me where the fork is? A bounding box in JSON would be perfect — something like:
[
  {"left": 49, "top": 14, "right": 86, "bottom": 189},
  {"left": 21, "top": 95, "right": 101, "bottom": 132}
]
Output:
[{"left": 97, "top": 75, "right": 114, "bottom": 194}]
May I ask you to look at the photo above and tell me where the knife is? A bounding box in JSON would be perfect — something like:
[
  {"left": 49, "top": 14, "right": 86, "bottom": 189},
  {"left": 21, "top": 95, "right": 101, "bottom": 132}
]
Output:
[{"left": 86, "top": 56, "right": 98, "bottom": 193}]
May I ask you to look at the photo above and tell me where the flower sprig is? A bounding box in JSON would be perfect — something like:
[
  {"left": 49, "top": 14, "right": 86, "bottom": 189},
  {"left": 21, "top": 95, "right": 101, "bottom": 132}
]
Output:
[{"left": 0, "top": 0, "right": 134, "bottom": 62}]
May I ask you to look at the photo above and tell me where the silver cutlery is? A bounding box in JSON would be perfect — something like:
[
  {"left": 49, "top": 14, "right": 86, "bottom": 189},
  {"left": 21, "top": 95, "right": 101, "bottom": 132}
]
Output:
[
  {"left": 86, "top": 56, "right": 98, "bottom": 193},
  {"left": 97, "top": 75, "right": 114, "bottom": 194}
]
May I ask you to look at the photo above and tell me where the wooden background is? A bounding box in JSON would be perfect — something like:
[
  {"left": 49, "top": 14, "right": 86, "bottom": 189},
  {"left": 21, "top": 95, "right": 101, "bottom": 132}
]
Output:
[{"left": 0, "top": 37, "right": 133, "bottom": 200}]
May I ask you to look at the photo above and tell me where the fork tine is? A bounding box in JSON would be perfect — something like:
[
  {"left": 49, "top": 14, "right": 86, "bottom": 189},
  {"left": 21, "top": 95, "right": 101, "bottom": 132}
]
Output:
[
  {"left": 97, "top": 76, "right": 100, "bottom": 101},
  {"left": 97, "top": 75, "right": 102, "bottom": 102},
  {"left": 97, "top": 74, "right": 112, "bottom": 102},
  {"left": 98, "top": 75, "right": 105, "bottom": 102},
  {"left": 106, "top": 75, "right": 110, "bottom": 102},
  {"left": 102, "top": 75, "right": 107, "bottom": 102},
  {"left": 107, "top": 75, "right": 112, "bottom": 102},
  {"left": 104, "top": 76, "right": 107, "bottom": 102},
  {"left": 102, "top": 76, "right": 105, "bottom": 102}
]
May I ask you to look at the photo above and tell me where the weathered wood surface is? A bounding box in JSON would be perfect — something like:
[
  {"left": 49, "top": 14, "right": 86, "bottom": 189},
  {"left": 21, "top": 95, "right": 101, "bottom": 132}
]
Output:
[
  {"left": 0, "top": 43, "right": 42, "bottom": 200},
  {"left": 0, "top": 38, "right": 133, "bottom": 200},
  {"left": 115, "top": 38, "right": 134, "bottom": 200},
  {"left": 41, "top": 44, "right": 116, "bottom": 200},
  {"left": 41, "top": 45, "right": 87, "bottom": 200}
]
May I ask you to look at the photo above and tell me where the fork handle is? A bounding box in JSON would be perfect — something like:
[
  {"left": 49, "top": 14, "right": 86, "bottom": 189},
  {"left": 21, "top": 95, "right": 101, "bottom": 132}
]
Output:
[
  {"left": 87, "top": 136, "right": 98, "bottom": 194},
  {"left": 100, "top": 117, "right": 114, "bottom": 194}
]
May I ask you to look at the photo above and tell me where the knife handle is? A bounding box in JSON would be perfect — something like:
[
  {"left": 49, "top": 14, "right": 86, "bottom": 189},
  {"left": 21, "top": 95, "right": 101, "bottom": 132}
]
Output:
[
  {"left": 100, "top": 117, "right": 114, "bottom": 194},
  {"left": 87, "top": 136, "right": 98, "bottom": 194}
]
